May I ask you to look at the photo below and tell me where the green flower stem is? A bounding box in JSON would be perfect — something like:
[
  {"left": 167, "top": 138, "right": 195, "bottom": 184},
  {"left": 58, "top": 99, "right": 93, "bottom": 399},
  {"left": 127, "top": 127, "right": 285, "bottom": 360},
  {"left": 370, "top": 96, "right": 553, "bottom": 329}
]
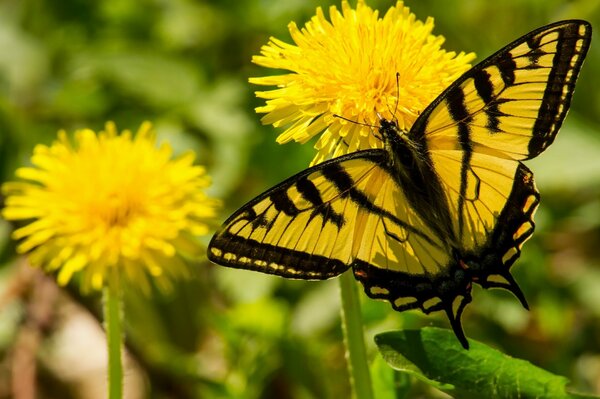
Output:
[
  {"left": 339, "top": 270, "right": 374, "bottom": 399},
  {"left": 104, "top": 269, "right": 124, "bottom": 399}
]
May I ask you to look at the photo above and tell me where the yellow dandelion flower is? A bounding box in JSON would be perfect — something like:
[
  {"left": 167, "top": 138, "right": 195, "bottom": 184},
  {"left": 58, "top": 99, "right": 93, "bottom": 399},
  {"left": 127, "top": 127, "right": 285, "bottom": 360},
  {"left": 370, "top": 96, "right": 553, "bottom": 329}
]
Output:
[
  {"left": 250, "top": 0, "right": 476, "bottom": 165},
  {"left": 2, "top": 122, "right": 220, "bottom": 292}
]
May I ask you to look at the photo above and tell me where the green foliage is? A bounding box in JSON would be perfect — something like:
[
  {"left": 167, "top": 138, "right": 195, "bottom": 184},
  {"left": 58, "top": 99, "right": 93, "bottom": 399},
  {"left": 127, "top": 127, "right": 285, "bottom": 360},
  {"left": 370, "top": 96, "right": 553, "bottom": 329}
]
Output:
[{"left": 376, "top": 327, "right": 600, "bottom": 399}]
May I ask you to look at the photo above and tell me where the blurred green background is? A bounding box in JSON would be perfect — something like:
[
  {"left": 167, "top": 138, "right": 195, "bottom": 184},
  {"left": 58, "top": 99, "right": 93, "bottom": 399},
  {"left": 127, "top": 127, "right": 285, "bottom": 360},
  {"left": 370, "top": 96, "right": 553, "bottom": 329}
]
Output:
[{"left": 0, "top": 0, "right": 599, "bottom": 398}]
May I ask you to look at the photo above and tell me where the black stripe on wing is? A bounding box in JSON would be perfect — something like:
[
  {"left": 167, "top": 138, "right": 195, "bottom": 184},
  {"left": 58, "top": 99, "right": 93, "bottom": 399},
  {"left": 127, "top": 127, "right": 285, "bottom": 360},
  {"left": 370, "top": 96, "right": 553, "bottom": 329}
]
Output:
[
  {"left": 208, "top": 150, "right": 388, "bottom": 278},
  {"left": 210, "top": 232, "right": 351, "bottom": 278},
  {"left": 446, "top": 85, "right": 474, "bottom": 240}
]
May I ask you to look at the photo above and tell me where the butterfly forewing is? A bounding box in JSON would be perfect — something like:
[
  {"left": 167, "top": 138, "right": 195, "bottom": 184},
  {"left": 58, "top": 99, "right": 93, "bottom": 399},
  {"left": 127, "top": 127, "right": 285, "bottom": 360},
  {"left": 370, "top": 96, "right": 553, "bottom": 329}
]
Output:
[
  {"left": 210, "top": 147, "right": 452, "bottom": 277},
  {"left": 209, "top": 151, "right": 385, "bottom": 279},
  {"left": 417, "top": 20, "right": 591, "bottom": 160}
]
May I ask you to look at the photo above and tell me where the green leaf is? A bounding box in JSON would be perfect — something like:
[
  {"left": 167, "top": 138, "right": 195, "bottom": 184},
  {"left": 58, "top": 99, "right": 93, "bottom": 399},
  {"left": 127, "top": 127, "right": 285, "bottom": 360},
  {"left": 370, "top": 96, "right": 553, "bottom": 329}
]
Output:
[{"left": 375, "top": 327, "right": 599, "bottom": 399}]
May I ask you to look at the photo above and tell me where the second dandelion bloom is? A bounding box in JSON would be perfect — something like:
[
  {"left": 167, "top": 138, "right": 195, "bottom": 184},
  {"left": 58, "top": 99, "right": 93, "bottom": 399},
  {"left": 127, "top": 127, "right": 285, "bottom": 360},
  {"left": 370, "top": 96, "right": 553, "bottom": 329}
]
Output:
[
  {"left": 2, "top": 122, "right": 220, "bottom": 292},
  {"left": 250, "top": 0, "right": 476, "bottom": 165}
]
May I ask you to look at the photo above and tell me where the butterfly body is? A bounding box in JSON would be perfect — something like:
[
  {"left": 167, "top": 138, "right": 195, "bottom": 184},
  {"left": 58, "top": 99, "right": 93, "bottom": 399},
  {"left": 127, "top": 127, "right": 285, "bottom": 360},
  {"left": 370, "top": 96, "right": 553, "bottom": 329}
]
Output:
[
  {"left": 379, "top": 119, "right": 458, "bottom": 245},
  {"left": 209, "top": 20, "right": 591, "bottom": 348}
]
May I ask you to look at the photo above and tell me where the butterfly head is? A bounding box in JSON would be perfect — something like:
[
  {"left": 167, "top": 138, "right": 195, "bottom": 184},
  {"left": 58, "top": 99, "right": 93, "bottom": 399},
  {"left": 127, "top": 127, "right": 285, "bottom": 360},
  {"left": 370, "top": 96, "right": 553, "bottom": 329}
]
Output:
[
  {"left": 378, "top": 117, "right": 403, "bottom": 141},
  {"left": 377, "top": 117, "right": 421, "bottom": 159},
  {"left": 378, "top": 117, "right": 398, "bottom": 133}
]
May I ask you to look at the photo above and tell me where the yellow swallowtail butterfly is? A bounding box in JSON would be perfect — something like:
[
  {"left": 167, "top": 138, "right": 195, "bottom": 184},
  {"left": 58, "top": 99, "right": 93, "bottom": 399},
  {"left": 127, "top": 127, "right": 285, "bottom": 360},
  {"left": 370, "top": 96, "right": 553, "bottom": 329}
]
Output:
[{"left": 208, "top": 20, "right": 591, "bottom": 348}]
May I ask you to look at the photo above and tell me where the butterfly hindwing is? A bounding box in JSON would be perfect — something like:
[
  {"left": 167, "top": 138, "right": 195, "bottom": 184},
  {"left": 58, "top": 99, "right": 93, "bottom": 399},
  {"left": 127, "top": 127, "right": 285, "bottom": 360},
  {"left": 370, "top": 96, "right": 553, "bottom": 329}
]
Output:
[
  {"left": 429, "top": 150, "right": 539, "bottom": 250},
  {"left": 467, "top": 162, "right": 538, "bottom": 306}
]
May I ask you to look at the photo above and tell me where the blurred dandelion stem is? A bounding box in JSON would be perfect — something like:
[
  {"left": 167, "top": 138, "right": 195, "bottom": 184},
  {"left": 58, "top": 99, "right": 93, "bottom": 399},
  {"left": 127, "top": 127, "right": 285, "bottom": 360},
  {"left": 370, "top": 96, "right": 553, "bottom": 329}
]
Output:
[
  {"left": 339, "top": 271, "right": 374, "bottom": 399},
  {"left": 104, "top": 269, "right": 124, "bottom": 399}
]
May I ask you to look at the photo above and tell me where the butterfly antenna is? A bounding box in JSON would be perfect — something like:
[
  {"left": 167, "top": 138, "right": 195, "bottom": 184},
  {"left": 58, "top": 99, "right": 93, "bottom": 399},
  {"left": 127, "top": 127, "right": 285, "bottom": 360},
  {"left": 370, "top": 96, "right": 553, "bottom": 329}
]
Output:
[
  {"left": 333, "top": 114, "right": 383, "bottom": 142},
  {"left": 383, "top": 72, "right": 401, "bottom": 123},
  {"left": 332, "top": 114, "right": 375, "bottom": 129},
  {"left": 393, "top": 72, "right": 400, "bottom": 119}
]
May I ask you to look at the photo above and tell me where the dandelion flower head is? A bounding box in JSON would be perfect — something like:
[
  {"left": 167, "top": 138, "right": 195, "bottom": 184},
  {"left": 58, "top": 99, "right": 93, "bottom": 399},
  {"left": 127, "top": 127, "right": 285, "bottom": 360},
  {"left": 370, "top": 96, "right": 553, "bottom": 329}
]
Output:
[
  {"left": 250, "top": 0, "right": 476, "bottom": 165},
  {"left": 2, "top": 122, "right": 220, "bottom": 292}
]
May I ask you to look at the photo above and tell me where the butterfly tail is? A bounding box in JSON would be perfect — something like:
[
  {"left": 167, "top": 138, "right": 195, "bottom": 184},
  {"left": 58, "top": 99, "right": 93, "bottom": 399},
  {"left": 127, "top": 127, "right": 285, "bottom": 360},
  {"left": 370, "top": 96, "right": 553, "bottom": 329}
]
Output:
[
  {"left": 444, "top": 294, "right": 472, "bottom": 349},
  {"left": 502, "top": 272, "right": 529, "bottom": 310},
  {"left": 479, "top": 272, "right": 529, "bottom": 310}
]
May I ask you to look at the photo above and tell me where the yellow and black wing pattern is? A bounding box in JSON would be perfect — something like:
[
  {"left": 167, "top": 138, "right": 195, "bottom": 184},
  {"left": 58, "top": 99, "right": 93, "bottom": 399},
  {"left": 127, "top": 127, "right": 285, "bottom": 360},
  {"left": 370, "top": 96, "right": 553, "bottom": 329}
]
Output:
[
  {"left": 208, "top": 20, "right": 591, "bottom": 348},
  {"left": 209, "top": 151, "right": 389, "bottom": 279}
]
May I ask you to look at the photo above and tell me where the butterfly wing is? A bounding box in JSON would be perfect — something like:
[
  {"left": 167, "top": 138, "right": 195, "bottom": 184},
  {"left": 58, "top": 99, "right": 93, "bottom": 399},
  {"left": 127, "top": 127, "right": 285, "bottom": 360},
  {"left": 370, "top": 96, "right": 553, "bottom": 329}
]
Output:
[
  {"left": 208, "top": 148, "right": 451, "bottom": 275},
  {"left": 208, "top": 151, "right": 388, "bottom": 279},
  {"left": 430, "top": 150, "right": 539, "bottom": 300},
  {"left": 414, "top": 20, "right": 591, "bottom": 160},
  {"left": 408, "top": 20, "right": 590, "bottom": 296}
]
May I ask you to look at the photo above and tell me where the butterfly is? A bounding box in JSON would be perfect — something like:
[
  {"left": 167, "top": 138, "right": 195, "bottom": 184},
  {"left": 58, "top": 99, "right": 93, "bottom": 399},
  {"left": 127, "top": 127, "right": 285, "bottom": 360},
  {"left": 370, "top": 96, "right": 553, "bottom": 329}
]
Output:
[{"left": 208, "top": 20, "right": 591, "bottom": 348}]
